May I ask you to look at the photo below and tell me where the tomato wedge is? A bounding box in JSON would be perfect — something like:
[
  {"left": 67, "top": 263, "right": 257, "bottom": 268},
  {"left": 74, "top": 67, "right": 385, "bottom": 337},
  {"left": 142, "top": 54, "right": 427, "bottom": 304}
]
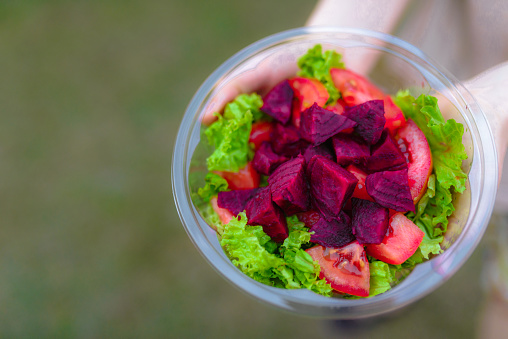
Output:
[
  {"left": 215, "top": 162, "right": 260, "bottom": 190},
  {"left": 210, "top": 196, "right": 234, "bottom": 229},
  {"left": 249, "top": 121, "right": 274, "bottom": 150},
  {"left": 288, "top": 77, "right": 329, "bottom": 128},
  {"left": 306, "top": 241, "right": 370, "bottom": 297},
  {"left": 365, "top": 213, "right": 424, "bottom": 265}
]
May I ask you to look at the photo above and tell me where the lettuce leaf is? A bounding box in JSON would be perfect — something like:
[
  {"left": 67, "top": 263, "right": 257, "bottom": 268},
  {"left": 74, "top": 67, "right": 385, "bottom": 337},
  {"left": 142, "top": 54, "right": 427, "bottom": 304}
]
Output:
[
  {"left": 297, "top": 44, "right": 344, "bottom": 105},
  {"left": 205, "top": 94, "right": 262, "bottom": 172},
  {"left": 369, "top": 260, "right": 395, "bottom": 296},
  {"left": 220, "top": 213, "right": 332, "bottom": 296},
  {"left": 197, "top": 173, "right": 229, "bottom": 203}
]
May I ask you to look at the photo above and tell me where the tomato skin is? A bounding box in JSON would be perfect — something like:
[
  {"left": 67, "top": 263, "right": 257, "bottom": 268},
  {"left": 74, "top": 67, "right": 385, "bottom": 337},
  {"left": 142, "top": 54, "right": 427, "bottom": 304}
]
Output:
[
  {"left": 215, "top": 162, "right": 260, "bottom": 190},
  {"left": 288, "top": 77, "right": 329, "bottom": 128},
  {"left": 306, "top": 241, "right": 370, "bottom": 297},
  {"left": 249, "top": 121, "right": 273, "bottom": 150},
  {"left": 330, "top": 68, "right": 406, "bottom": 134}
]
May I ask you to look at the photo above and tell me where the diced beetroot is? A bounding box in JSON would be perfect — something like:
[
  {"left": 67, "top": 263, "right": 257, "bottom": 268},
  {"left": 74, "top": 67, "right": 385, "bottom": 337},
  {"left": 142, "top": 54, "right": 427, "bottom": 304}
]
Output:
[
  {"left": 365, "top": 169, "right": 415, "bottom": 212},
  {"left": 217, "top": 188, "right": 261, "bottom": 216},
  {"left": 351, "top": 198, "right": 389, "bottom": 244},
  {"left": 302, "top": 142, "right": 335, "bottom": 164},
  {"left": 296, "top": 210, "right": 321, "bottom": 228},
  {"left": 245, "top": 187, "right": 288, "bottom": 242},
  {"left": 310, "top": 211, "right": 356, "bottom": 248},
  {"left": 300, "top": 103, "right": 357, "bottom": 145},
  {"left": 268, "top": 155, "right": 309, "bottom": 215},
  {"left": 367, "top": 129, "right": 407, "bottom": 173},
  {"left": 344, "top": 100, "right": 386, "bottom": 144},
  {"left": 332, "top": 133, "right": 370, "bottom": 167},
  {"left": 260, "top": 79, "right": 294, "bottom": 124},
  {"left": 308, "top": 156, "right": 358, "bottom": 221},
  {"left": 271, "top": 123, "right": 308, "bottom": 157},
  {"left": 252, "top": 142, "right": 288, "bottom": 175}
]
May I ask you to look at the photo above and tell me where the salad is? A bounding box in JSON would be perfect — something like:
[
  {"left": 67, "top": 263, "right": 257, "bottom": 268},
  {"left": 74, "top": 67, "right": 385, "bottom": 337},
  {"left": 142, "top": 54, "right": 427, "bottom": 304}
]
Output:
[{"left": 192, "top": 44, "right": 468, "bottom": 298}]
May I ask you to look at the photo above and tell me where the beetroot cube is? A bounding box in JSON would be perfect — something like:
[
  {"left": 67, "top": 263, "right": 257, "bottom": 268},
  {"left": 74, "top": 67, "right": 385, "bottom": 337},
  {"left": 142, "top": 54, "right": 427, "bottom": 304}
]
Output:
[
  {"left": 310, "top": 211, "right": 356, "bottom": 248},
  {"left": 365, "top": 169, "right": 415, "bottom": 212},
  {"left": 344, "top": 100, "right": 386, "bottom": 144},
  {"left": 302, "top": 142, "right": 335, "bottom": 164},
  {"left": 271, "top": 123, "right": 308, "bottom": 157},
  {"left": 332, "top": 133, "right": 370, "bottom": 167},
  {"left": 268, "top": 155, "right": 309, "bottom": 215},
  {"left": 309, "top": 156, "right": 358, "bottom": 221},
  {"left": 217, "top": 188, "right": 261, "bottom": 216},
  {"left": 367, "top": 130, "right": 407, "bottom": 173},
  {"left": 245, "top": 187, "right": 288, "bottom": 242},
  {"left": 252, "top": 142, "right": 288, "bottom": 175},
  {"left": 260, "top": 79, "right": 294, "bottom": 124},
  {"left": 300, "top": 103, "right": 357, "bottom": 145},
  {"left": 351, "top": 198, "right": 389, "bottom": 244}
]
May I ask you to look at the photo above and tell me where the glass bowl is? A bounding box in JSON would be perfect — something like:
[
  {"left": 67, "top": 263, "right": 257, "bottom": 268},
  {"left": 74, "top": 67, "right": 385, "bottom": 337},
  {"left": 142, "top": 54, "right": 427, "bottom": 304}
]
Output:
[{"left": 172, "top": 27, "right": 498, "bottom": 318}]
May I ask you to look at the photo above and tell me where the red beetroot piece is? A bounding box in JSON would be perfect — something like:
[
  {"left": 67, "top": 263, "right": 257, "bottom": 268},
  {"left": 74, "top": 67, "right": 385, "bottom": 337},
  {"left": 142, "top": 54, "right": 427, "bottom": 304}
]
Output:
[
  {"left": 302, "top": 142, "right": 335, "bottom": 164},
  {"left": 271, "top": 123, "right": 308, "bottom": 157},
  {"left": 300, "top": 103, "right": 357, "bottom": 145},
  {"left": 260, "top": 79, "right": 294, "bottom": 124},
  {"left": 268, "top": 155, "right": 309, "bottom": 215},
  {"left": 344, "top": 100, "right": 386, "bottom": 144},
  {"left": 367, "top": 129, "right": 407, "bottom": 173},
  {"left": 217, "top": 188, "right": 261, "bottom": 216},
  {"left": 310, "top": 211, "right": 356, "bottom": 248},
  {"left": 296, "top": 210, "right": 321, "bottom": 228},
  {"left": 332, "top": 133, "right": 370, "bottom": 167},
  {"left": 308, "top": 156, "right": 358, "bottom": 221},
  {"left": 351, "top": 198, "right": 389, "bottom": 244},
  {"left": 252, "top": 141, "right": 288, "bottom": 175},
  {"left": 245, "top": 187, "right": 288, "bottom": 242},
  {"left": 365, "top": 212, "right": 425, "bottom": 265},
  {"left": 366, "top": 169, "right": 415, "bottom": 212}
]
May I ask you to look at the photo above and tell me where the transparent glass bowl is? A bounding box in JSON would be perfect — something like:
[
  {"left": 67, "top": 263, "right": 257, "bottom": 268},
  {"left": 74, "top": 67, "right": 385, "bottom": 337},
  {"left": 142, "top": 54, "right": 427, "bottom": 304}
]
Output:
[{"left": 172, "top": 27, "right": 498, "bottom": 318}]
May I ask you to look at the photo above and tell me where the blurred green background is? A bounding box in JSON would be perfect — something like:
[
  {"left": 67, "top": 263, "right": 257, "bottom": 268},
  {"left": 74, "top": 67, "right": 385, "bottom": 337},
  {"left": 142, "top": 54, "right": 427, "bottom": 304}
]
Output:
[{"left": 0, "top": 0, "right": 492, "bottom": 338}]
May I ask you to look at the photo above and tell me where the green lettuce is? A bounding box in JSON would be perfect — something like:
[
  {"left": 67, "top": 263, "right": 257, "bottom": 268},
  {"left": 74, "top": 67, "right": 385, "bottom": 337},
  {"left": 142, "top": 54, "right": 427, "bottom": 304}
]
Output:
[
  {"left": 205, "top": 93, "right": 262, "bottom": 172},
  {"left": 220, "top": 213, "right": 332, "bottom": 296},
  {"left": 369, "top": 260, "right": 395, "bottom": 297},
  {"left": 197, "top": 173, "right": 229, "bottom": 203},
  {"left": 297, "top": 44, "right": 344, "bottom": 105}
]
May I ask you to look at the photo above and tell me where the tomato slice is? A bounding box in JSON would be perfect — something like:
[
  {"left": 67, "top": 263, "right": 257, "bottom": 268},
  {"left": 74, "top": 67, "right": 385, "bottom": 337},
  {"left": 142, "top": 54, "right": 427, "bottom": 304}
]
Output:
[
  {"left": 288, "top": 77, "right": 329, "bottom": 128},
  {"left": 210, "top": 196, "right": 234, "bottom": 229},
  {"left": 249, "top": 121, "right": 273, "bottom": 150},
  {"left": 346, "top": 164, "right": 373, "bottom": 202},
  {"left": 306, "top": 241, "right": 370, "bottom": 297},
  {"left": 215, "top": 162, "right": 260, "bottom": 190},
  {"left": 330, "top": 68, "right": 406, "bottom": 134},
  {"left": 365, "top": 213, "right": 425, "bottom": 265}
]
